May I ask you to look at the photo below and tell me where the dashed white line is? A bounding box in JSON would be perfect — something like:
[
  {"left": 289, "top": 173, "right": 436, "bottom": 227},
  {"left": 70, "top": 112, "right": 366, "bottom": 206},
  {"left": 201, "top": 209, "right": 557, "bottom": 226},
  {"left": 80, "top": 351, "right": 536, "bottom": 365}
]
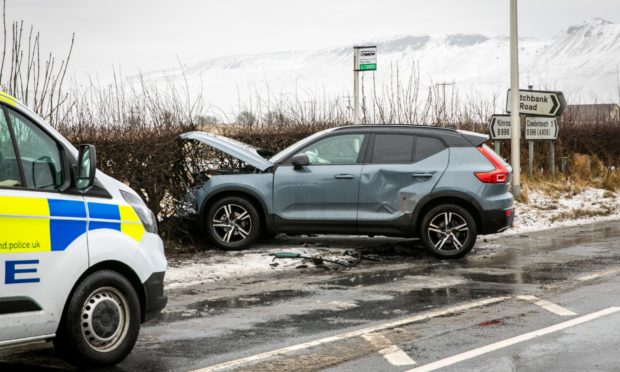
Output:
[
  {"left": 406, "top": 307, "right": 620, "bottom": 372},
  {"left": 362, "top": 333, "right": 416, "bottom": 366},
  {"left": 192, "top": 296, "right": 509, "bottom": 371},
  {"left": 516, "top": 295, "right": 577, "bottom": 316},
  {"left": 577, "top": 268, "right": 620, "bottom": 281}
]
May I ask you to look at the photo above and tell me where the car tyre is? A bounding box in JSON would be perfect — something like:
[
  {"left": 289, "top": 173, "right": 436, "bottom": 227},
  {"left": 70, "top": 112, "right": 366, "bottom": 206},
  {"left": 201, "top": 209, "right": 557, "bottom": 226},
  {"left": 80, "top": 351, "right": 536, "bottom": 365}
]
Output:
[
  {"left": 54, "top": 270, "right": 141, "bottom": 367},
  {"left": 206, "top": 196, "right": 261, "bottom": 250},
  {"left": 420, "top": 204, "right": 477, "bottom": 259}
]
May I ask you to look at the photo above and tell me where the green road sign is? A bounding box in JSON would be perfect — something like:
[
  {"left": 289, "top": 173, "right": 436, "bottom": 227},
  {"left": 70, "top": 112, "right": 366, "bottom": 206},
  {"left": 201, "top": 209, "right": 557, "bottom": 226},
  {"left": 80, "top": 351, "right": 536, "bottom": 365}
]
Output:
[{"left": 359, "top": 63, "right": 376, "bottom": 71}]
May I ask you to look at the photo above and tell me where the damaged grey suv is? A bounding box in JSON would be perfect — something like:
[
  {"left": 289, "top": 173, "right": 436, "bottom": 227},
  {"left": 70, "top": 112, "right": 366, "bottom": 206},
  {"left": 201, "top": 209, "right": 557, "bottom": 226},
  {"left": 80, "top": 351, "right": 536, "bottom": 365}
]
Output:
[{"left": 177, "top": 125, "right": 514, "bottom": 258}]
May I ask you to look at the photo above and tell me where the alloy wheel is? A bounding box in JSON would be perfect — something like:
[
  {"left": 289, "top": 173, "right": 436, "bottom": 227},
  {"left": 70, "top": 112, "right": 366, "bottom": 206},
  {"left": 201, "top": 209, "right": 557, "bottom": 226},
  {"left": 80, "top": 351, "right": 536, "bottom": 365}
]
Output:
[
  {"left": 427, "top": 212, "right": 470, "bottom": 252},
  {"left": 211, "top": 203, "right": 253, "bottom": 244}
]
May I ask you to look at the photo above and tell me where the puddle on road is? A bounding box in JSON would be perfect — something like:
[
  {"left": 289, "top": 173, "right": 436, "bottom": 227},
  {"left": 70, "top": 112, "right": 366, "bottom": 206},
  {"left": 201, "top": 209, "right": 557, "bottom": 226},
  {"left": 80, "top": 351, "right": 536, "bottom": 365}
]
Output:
[{"left": 155, "top": 290, "right": 309, "bottom": 323}]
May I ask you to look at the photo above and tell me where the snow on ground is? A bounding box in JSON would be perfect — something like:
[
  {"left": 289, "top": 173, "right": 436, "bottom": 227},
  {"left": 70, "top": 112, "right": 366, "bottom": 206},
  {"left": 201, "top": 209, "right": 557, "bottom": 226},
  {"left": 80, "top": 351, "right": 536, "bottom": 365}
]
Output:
[
  {"left": 510, "top": 187, "right": 619, "bottom": 234},
  {"left": 164, "top": 187, "right": 620, "bottom": 289}
]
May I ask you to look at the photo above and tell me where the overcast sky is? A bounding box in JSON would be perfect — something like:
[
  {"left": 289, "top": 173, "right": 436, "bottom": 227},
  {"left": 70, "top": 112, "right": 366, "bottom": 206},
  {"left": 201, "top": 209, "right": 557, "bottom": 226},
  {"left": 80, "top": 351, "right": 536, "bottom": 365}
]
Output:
[{"left": 7, "top": 0, "right": 619, "bottom": 82}]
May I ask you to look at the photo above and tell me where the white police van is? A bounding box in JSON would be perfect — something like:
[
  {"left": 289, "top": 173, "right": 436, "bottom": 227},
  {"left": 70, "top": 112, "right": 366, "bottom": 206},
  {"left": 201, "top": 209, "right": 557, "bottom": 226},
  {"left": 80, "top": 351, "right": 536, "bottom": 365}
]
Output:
[{"left": 0, "top": 91, "right": 167, "bottom": 367}]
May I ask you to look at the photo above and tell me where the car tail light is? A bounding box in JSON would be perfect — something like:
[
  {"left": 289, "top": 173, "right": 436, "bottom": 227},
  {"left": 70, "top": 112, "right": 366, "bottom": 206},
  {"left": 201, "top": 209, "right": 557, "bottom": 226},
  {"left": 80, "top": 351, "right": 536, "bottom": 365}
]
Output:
[{"left": 475, "top": 146, "right": 509, "bottom": 184}]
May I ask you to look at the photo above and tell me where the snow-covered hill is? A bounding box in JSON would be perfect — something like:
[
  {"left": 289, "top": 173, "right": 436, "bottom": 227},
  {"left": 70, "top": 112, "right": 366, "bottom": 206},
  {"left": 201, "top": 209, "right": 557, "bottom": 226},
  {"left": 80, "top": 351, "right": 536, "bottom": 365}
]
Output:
[{"left": 143, "top": 18, "right": 620, "bottom": 116}]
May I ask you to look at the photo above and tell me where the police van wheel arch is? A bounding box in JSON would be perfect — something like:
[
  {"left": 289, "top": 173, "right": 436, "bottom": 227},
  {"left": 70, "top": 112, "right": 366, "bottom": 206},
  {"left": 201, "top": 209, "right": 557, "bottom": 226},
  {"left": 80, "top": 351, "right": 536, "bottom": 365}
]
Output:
[
  {"left": 206, "top": 195, "right": 261, "bottom": 250},
  {"left": 54, "top": 270, "right": 141, "bottom": 367}
]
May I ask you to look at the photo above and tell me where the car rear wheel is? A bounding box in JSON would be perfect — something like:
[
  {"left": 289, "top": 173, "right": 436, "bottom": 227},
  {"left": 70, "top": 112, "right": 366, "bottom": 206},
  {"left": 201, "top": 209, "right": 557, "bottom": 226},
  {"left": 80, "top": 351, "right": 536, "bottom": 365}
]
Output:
[
  {"left": 420, "top": 204, "right": 477, "bottom": 259},
  {"left": 54, "top": 270, "right": 141, "bottom": 367},
  {"left": 206, "top": 196, "right": 261, "bottom": 250}
]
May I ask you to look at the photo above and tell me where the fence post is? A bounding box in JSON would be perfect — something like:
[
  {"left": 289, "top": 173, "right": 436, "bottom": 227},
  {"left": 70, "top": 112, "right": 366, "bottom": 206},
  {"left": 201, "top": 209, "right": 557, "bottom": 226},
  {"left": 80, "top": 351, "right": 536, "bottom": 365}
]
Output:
[{"left": 560, "top": 157, "right": 568, "bottom": 173}]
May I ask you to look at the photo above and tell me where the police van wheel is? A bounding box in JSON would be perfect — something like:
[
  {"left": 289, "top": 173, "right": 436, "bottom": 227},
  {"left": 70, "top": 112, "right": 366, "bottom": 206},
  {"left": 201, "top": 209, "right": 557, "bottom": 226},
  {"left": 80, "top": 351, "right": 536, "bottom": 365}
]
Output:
[
  {"left": 206, "top": 196, "right": 261, "bottom": 250},
  {"left": 54, "top": 270, "right": 141, "bottom": 367}
]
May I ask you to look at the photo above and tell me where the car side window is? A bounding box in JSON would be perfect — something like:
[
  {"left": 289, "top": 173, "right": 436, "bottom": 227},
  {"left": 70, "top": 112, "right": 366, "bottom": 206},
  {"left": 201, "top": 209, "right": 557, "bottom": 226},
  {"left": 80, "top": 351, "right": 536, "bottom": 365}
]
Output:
[
  {"left": 0, "top": 110, "right": 21, "bottom": 187},
  {"left": 6, "top": 108, "right": 65, "bottom": 190},
  {"left": 414, "top": 136, "right": 446, "bottom": 162},
  {"left": 298, "top": 134, "right": 365, "bottom": 165},
  {"left": 371, "top": 134, "right": 415, "bottom": 163}
]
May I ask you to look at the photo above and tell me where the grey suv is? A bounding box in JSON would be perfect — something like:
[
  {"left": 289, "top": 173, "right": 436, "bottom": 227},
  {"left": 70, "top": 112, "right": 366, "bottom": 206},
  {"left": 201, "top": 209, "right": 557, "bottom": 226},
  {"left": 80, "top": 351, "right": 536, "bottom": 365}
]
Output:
[{"left": 178, "top": 125, "right": 514, "bottom": 258}]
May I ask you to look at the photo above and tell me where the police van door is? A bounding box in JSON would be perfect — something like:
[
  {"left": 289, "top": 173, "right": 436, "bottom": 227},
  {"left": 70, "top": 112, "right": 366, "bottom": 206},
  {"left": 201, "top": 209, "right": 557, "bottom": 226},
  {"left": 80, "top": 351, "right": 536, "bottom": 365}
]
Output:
[{"left": 0, "top": 105, "right": 88, "bottom": 343}]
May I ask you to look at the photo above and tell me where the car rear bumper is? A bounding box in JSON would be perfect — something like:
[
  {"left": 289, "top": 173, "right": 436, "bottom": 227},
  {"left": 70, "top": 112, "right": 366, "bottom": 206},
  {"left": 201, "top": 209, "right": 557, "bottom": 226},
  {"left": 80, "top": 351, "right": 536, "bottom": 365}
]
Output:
[
  {"left": 480, "top": 207, "right": 515, "bottom": 234},
  {"left": 143, "top": 271, "right": 167, "bottom": 322}
]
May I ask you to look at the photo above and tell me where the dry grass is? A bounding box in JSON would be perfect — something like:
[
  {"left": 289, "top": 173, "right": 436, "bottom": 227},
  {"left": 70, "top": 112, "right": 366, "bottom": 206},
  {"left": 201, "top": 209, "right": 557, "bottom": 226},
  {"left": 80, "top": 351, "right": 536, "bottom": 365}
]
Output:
[{"left": 549, "top": 207, "right": 614, "bottom": 223}]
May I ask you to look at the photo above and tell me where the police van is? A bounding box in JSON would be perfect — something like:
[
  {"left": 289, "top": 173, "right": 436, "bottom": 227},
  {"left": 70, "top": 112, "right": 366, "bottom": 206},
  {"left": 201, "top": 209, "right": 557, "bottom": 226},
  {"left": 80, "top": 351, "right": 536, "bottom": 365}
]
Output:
[{"left": 0, "top": 91, "right": 167, "bottom": 367}]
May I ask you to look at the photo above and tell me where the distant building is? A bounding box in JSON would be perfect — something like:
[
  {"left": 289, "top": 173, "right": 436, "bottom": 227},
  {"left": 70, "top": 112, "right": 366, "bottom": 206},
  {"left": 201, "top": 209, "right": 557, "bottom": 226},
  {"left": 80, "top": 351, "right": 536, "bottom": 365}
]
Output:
[{"left": 564, "top": 104, "right": 620, "bottom": 123}]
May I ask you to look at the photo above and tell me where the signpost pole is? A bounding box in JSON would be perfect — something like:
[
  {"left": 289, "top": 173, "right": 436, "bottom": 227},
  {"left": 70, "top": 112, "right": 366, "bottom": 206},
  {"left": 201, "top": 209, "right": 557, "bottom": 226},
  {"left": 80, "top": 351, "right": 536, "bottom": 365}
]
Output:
[
  {"left": 495, "top": 141, "right": 501, "bottom": 155},
  {"left": 353, "top": 69, "right": 360, "bottom": 124},
  {"left": 352, "top": 46, "right": 377, "bottom": 125},
  {"left": 550, "top": 141, "right": 556, "bottom": 176},
  {"left": 528, "top": 140, "right": 534, "bottom": 177},
  {"left": 510, "top": 0, "right": 521, "bottom": 197}
]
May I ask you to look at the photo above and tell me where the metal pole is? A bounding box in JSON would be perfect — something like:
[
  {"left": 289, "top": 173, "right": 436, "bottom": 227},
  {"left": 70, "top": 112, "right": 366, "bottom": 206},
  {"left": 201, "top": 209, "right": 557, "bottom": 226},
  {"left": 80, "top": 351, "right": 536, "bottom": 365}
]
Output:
[
  {"left": 528, "top": 140, "right": 534, "bottom": 177},
  {"left": 494, "top": 141, "right": 501, "bottom": 156},
  {"left": 510, "top": 0, "right": 521, "bottom": 196},
  {"left": 353, "top": 70, "right": 360, "bottom": 124},
  {"left": 550, "top": 141, "right": 556, "bottom": 176},
  {"left": 353, "top": 47, "right": 360, "bottom": 125}
]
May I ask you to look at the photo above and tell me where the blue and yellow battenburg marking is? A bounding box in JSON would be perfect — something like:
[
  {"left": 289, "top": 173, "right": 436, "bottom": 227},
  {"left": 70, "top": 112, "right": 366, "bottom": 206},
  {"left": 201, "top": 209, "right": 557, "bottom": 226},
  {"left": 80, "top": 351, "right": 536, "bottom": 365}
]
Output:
[{"left": 0, "top": 196, "right": 145, "bottom": 253}]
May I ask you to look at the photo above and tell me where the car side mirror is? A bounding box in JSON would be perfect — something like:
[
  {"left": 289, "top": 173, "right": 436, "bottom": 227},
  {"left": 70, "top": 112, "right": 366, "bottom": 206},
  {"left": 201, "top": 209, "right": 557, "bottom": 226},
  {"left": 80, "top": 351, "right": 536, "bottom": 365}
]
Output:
[
  {"left": 291, "top": 153, "right": 310, "bottom": 170},
  {"left": 76, "top": 144, "right": 96, "bottom": 192}
]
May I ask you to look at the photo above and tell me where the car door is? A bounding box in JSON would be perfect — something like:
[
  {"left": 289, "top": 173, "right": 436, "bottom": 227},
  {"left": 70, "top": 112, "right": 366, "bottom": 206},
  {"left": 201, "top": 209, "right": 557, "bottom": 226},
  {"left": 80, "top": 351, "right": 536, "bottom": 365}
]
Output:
[
  {"left": 0, "top": 106, "right": 88, "bottom": 343},
  {"left": 273, "top": 133, "right": 367, "bottom": 233},
  {"left": 358, "top": 133, "right": 449, "bottom": 234}
]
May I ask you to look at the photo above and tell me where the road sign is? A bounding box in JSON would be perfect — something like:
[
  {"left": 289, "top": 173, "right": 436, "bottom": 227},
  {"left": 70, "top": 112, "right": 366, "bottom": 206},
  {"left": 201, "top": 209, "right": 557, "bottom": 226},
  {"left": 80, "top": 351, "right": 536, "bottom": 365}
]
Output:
[
  {"left": 354, "top": 46, "right": 377, "bottom": 71},
  {"left": 525, "top": 117, "right": 559, "bottom": 140},
  {"left": 506, "top": 89, "right": 566, "bottom": 117},
  {"left": 489, "top": 114, "right": 512, "bottom": 140}
]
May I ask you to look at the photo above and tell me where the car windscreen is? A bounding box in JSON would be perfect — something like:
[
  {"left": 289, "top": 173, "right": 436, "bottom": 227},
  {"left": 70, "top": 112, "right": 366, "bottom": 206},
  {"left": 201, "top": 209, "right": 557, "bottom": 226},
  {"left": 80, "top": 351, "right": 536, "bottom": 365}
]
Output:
[{"left": 269, "top": 128, "right": 336, "bottom": 164}]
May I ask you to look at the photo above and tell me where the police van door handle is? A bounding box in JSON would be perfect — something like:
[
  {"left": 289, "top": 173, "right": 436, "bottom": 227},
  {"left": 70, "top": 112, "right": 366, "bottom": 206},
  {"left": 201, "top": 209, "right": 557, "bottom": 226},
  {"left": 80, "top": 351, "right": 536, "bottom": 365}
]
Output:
[{"left": 334, "top": 174, "right": 355, "bottom": 179}]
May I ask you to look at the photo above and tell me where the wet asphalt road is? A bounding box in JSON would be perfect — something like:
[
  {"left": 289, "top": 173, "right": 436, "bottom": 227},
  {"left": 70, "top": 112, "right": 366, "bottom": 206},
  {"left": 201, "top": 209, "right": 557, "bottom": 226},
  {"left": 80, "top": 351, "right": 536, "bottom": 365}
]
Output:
[{"left": 2, "top": 220, "right": 620, "bottom": 371}]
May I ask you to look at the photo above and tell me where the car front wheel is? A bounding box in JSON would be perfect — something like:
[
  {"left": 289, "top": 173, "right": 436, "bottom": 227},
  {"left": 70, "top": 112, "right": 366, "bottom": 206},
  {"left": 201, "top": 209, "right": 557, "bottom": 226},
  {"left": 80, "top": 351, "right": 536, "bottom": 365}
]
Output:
[
  {"left": 206, "top": 196, "right": 261, "bottom": 250},
  {"left": 420, "top": 204, "right": 477, "bottom": 259}
]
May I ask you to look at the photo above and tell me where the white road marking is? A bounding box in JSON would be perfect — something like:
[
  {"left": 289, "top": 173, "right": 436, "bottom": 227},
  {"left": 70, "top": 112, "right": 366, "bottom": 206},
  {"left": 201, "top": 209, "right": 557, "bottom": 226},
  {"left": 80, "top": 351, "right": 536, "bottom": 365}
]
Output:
[
  {"left": 362, "top": 333, "right": 416, "bottom": 366},
  {"left": 406, "top": 307, "right": 620, "bottom": 372},
  {"left": 516, "top": 295, "right": 577, "bottom": 316},
  {"left": 577, "top": 268, "right": 620, "bottom": 281},
  {"left": 193, "top": 296, "right": 509, "bottom": 371}
]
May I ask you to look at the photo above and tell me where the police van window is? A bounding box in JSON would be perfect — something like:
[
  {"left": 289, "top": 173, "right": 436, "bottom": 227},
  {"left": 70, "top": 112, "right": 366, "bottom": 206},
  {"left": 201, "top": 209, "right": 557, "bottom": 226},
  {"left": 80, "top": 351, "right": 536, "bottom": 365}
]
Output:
[
  {"left": 6, "top": 108, "right": 64, "bottom": 190},
  {"left": 0, "top": 112, "right": 21, "bottom": 187},
  {"left": 371, "top": 134, "right": 415, "bottom": 163},
  {"left": 414, "top": 136, "right": 446, "bottom": 162}
]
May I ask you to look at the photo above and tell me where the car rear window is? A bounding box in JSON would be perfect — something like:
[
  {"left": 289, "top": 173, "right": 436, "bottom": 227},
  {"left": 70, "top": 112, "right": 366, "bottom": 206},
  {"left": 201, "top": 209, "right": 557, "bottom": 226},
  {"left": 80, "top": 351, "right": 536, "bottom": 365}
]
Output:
[
  {"left": 414, "top": 136, "right": 446, "bottom": 162},
  {"left": 371, "top": 134, "right": 415, "bottom": 163}
]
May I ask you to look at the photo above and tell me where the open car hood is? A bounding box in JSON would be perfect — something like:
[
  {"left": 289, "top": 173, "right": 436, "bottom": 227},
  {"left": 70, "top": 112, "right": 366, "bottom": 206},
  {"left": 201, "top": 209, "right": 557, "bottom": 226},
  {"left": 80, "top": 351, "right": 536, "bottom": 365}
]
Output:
[{"left": 180, "top": 131, "right": 274, "bottom": 171}]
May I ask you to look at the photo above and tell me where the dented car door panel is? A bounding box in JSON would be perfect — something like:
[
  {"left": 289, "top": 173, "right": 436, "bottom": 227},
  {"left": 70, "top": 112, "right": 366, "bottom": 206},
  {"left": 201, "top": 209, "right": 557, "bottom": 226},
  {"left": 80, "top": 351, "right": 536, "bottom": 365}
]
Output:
[{"left": 357, "top": 149, "right": 449, "bottom": 235}]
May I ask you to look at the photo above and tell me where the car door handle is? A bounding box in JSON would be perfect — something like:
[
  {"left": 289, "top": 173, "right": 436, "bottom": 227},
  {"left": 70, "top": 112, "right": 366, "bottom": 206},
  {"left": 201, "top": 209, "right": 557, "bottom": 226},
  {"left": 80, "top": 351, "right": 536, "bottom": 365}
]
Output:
[
  {"left": 334, "top": 174, "right": 355, "bottom": 179},
  {"left": 412, "top": 172, "right": 434, "bottom": 178}
]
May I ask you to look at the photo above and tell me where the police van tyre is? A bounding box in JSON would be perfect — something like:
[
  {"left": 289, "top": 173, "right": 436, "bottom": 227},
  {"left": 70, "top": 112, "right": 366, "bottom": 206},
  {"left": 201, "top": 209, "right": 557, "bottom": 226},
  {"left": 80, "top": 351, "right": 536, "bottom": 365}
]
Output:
[
  {"left": 420, "top": 204, "right": 477, "bottom": 259},
  {"left": 54, "top": 270, "right": 141, "bottom": 367},
  {"left": 206, "top": 196, "right": 261, "bottom": 250}
]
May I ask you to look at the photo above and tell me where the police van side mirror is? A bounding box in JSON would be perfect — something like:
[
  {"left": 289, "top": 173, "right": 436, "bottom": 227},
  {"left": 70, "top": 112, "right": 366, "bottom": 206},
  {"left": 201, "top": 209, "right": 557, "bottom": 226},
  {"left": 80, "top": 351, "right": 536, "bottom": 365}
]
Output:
[{"left": 76, "top": 144, "right": 96, "bottom": 192}]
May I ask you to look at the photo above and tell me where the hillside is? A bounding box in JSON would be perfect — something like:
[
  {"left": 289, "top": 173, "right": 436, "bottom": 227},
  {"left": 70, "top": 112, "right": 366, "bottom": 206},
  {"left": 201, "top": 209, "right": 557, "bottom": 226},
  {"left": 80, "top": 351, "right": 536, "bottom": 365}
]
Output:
[{"left": 142, "top": 18, "right": 620, "bottom": 117}]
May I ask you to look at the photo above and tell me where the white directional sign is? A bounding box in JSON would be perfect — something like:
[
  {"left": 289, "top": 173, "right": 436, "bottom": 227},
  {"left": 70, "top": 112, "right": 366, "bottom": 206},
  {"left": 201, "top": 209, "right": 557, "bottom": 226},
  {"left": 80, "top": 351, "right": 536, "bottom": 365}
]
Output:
[
  {"left": 506, "top": 89, "right": 566, "bottom": 117},
  {"left": 525, "top": 117, "right": 559, "bottom": 140},
  {"left": 489, "top": 114, "right": 512, "bottom": 140},
  {"left": 354, "top": 46, "right": 377, "bottom": 71}
]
